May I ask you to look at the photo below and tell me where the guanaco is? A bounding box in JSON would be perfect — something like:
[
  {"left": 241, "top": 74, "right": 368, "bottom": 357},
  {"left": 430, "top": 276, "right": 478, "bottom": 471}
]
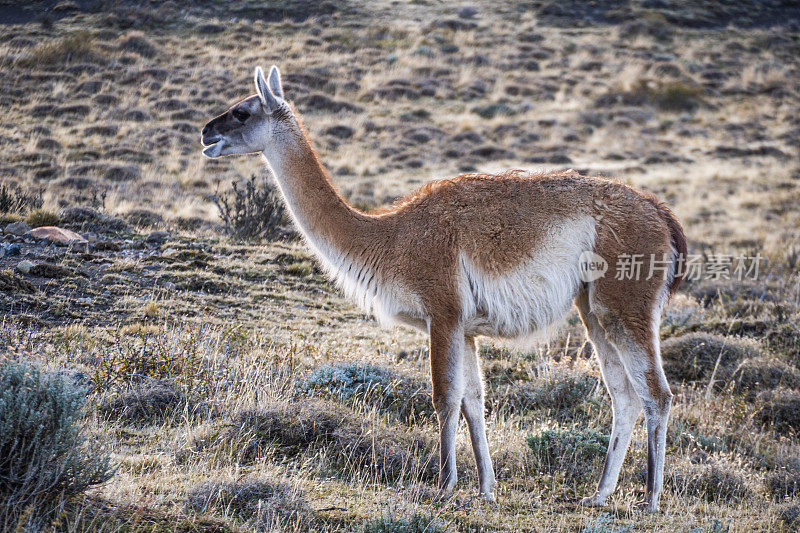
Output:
[{"left": 201, "top": 66, "right": 687, "bottom": 511}]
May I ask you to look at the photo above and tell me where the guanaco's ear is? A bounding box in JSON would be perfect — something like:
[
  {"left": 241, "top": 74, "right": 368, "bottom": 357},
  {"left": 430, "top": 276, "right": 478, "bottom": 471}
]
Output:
[
  {"left": 254, "top": 66, "right": 271, "bottom": 106},
  {"left": 267, "top": 65, "right": 284, "bottom": 99},
  {"left": 255, "top": 67, "right": 282, "bottom": 113}
]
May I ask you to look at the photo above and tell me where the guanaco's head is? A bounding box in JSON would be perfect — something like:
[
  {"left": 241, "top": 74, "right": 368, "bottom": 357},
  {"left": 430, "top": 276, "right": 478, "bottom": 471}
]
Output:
[{"left": 201, "top": 65, "right": 294, "bottom": 158}]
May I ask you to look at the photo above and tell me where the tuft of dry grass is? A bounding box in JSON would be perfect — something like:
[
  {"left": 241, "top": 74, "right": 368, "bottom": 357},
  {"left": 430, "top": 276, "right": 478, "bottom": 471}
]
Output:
[
  {"left": 661, "top": 333, "right": 761, "bottom": 386},
  {"left": 25, "top": 208, "right": 60, "bottom": 228},
  {"left": 17, "top": 30, "right": 106, "bottom": 67}
]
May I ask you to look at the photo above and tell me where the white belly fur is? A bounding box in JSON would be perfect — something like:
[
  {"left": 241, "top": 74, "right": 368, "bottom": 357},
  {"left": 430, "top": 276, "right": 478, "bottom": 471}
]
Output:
[{"left": 457, "top": 216, "right": 597, "bottom": 339}]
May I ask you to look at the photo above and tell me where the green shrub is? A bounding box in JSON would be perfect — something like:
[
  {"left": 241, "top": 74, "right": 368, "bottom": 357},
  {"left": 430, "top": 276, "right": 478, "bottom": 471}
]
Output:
[
  {"left": 526, "top": 427, "right": 609, "bottom": 479},
  {"left": 299, "top": 362, "right": 434, "bottom": 424},
  {"left": 0, "top": 359, "right": 113, "bottom": 528}
]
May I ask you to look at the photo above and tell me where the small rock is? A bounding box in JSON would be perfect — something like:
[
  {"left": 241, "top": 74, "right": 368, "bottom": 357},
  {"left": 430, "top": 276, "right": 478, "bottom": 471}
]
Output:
[
  {"left": 75, "top": 297, "right": 93, "bottom": 305},
  {"left": 27, "top": 226, "right": 88, "bottom": 245},
  {"left": 16, "top": 260, "right": 34, "bottom": 274},
  {"left": 4, "top": 221, "right": 31, "bottom": 236},
  {"left": 0, "top": 243, "right": 21, "bottom": 257},
  {"left": 146, "top": 230, "right": 170, "bottom": 244}
]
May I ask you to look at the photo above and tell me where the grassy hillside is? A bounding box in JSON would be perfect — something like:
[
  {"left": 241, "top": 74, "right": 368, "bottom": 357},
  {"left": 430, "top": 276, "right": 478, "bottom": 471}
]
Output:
[{"left": 1, "top": 1, "right": 799, "bottom": 531}]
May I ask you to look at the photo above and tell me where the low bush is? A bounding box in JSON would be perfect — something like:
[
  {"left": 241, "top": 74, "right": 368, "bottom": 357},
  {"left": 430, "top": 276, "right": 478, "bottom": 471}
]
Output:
[
  {"left": 756, "top": 388, "right": 800, "bottom": 435},
  {"left": 17, "top": 30, "right": 106, "bottom": 67},
  {"left": 765, "top": 465, "right": 800, "bottom": 498},
  {"left": 732, "top": 357, "right": 800, "bottom": 393},
  {"left": 187, "top": 477, "right": 313, "bottom": 531},
  {"left": 0, "top": 268, "right": 37, "bottom": 293},
  {"left": 492, "top": 367, "right": 599, "bottom": 419},
  {"left": 650, "top": 81, "right": 703, "bottom": 111},
  {"left": 88, "top": 324, "right": 214, "bottom": 397},
  {"left": 671, "top": 463, "right": 752, "bottom": 503},
  {"left": 117, "top": 31, "right": 159, "bottom": 58},
  {"left": 0, "top": 359, "right": 113, "bottom": 528},
  {"left": 202, "top": 399, "right": 437, "bottom": 482},
  {"left": 98, "top": 380, "right": 204, "bottom": 425},
  {"left": 776, "top": 504, "right": 800, "bottom": 528},
  {"left": 299, "top": 361, "right": 434, "bottom": 424},
  {"left": 212, "top": 174, "right": 288, "bottom": 241},
  {"left": 526, "top": 427, "right": 608, "bottom": 479},
  {"left": 661, "top": 333, "right": 759, "bottom": 385},
  {"left": 361, "top": 512, "right": 445, "bottom": 533}
]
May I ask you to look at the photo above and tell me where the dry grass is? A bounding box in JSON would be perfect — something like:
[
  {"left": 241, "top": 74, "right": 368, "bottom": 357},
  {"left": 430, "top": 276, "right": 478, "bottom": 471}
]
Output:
[{"left": 1, "top": 0, "right": 799, "bottom": 531}]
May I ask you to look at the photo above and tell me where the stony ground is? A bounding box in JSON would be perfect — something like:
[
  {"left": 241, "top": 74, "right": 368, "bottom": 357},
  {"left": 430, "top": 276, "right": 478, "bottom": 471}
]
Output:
[{"left": 1, "top": 1, "right": 800, "bottom": 531}]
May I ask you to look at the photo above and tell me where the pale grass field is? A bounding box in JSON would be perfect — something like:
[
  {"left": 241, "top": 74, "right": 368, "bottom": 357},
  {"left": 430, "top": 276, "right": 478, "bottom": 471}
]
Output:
[{"left": 1, "top": 0, "right": 800, "bottom": 531}]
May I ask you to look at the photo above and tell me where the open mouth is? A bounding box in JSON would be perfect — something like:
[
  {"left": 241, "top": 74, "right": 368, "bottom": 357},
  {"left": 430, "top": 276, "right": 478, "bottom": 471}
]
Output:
[
  {"left": 201, "top": 135, "right": 224, "bottom": 157},
  {"left": 201, "top": 134, "right": 222, "bottom": 147}
]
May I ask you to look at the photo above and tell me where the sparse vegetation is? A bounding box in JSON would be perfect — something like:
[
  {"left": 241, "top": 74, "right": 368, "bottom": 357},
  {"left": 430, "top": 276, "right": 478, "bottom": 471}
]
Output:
[
  {"left": 213, "top": 174, "right": 288, "bottom": 241},
  {"left": 0, "top": 183, "right": 43, "bottom": 215},
  {"left": 17, "top": 30, "right": 105, "bottom": 67},
  {"left": 0, "top": 359, "right": 113, "bottom": 529}
]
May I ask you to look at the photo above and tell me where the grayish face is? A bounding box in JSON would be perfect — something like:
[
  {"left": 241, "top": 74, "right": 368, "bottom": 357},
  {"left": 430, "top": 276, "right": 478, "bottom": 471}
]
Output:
[
  {"left": 201, "top": 95, "right": 270, "bottom": 157},
  {"left": 200, "top": 66, "right": 289, "bottom": 158}
]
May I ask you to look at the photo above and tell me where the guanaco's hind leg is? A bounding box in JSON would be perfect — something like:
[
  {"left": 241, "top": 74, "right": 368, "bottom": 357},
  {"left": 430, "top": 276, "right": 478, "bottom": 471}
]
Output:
[
  {"left": 575, "top": 293, "right": 641, "bottom": 507},
  {"left": 591, "top": 293, "right": 673, "bottom": 512},
  {"left": 429, "top": 320, "right": 465, "bottom": 494},
  {"left": 461, "top": 335, "right": 496, "bottom": 500}
]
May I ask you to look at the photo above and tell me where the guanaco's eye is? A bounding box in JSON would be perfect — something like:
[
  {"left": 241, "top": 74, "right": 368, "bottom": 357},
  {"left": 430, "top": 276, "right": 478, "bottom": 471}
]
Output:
[{"left": 232, "top": 108, "right": 250, "bottom": 122}]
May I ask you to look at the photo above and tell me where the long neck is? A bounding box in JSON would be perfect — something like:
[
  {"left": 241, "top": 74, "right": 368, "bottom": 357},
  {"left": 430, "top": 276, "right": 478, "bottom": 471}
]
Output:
[{"left": 263, "top": 130, "right": 377, "bottom": 276}]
